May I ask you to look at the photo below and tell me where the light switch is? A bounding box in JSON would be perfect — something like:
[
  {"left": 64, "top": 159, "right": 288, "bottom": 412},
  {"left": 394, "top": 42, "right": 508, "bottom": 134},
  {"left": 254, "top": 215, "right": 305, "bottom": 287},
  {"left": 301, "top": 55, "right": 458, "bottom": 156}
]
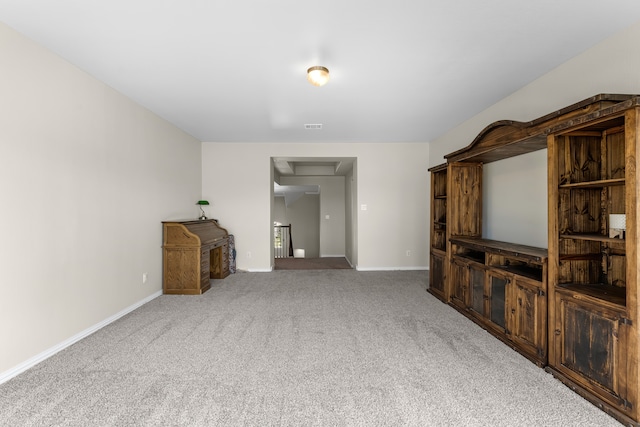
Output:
[
  {"left": 325, "top": 214, "right": 330, "bottom": 220},
  {"left": 361, "top": 204, "right": 367, "bottom": 211}
]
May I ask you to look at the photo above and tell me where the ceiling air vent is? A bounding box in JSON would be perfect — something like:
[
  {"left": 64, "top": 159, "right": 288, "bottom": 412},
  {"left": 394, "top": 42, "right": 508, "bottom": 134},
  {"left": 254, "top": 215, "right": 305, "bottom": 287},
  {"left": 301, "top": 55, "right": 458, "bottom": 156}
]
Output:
[{"left": 304, "top": 124, "right": 323, "bottom": 130}]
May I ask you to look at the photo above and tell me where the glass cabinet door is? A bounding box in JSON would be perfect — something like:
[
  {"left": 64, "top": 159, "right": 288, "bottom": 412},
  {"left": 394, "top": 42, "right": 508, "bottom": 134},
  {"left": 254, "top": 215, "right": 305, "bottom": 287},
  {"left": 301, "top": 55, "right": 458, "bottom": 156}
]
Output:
[
  {"left": 469, "top": 264, "right": 486, "bottom": 316},
  {"left": 487, "top": 271, "right": 508, "bottom": 330}
]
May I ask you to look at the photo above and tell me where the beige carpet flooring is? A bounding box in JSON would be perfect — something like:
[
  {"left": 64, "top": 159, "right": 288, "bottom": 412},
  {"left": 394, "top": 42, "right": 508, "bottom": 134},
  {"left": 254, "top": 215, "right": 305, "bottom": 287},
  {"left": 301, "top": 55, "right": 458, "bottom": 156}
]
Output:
[{"left": 0, "top": 270, "right": 622, "bottom": 426}]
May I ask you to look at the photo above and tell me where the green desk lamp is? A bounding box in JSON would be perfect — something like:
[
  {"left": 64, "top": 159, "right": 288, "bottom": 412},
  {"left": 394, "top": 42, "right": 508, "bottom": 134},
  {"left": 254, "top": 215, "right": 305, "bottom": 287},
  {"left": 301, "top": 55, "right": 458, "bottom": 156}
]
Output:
[{"left": 196, "top": 200, "right": 210, "bottom": 220}]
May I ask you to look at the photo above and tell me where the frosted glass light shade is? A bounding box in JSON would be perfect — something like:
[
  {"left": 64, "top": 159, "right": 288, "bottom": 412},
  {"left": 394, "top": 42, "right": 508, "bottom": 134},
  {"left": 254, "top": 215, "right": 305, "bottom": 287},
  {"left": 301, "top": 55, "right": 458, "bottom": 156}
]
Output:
[
  {"left": 610, "top": 214, "right": 626, "bottom": 230},
  {"left": 307, "top": 66, "right": 330, "bottom": 86}
]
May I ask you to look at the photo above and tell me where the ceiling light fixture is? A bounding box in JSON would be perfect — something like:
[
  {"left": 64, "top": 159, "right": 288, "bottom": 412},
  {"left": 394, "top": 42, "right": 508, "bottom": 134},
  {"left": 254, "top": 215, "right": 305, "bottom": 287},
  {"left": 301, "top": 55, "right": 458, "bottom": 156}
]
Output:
[{"left": 307, "top": 66, "right": 330, "bottom": 87}]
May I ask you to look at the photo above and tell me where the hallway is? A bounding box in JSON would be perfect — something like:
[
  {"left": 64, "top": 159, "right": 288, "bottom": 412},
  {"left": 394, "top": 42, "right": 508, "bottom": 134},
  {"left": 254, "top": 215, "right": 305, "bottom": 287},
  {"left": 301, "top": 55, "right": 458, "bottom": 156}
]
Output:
[{"left": 273, "top": 257, "right": 351, "bottom": 270}]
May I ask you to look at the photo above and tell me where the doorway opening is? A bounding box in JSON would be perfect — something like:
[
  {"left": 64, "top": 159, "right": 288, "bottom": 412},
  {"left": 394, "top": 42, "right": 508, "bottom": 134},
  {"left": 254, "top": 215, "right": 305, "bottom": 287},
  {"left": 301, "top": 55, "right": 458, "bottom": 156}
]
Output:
[{"left": 271, "top": 157, "right": 357, "bottom": 270}]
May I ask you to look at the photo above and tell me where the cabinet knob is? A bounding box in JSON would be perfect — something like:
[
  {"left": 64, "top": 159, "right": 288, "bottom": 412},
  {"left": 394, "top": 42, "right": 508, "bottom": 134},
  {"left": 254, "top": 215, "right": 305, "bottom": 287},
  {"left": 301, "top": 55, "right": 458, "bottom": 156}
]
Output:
[{"left": 555, "top": 329, "right": 561, "bottom": 336}]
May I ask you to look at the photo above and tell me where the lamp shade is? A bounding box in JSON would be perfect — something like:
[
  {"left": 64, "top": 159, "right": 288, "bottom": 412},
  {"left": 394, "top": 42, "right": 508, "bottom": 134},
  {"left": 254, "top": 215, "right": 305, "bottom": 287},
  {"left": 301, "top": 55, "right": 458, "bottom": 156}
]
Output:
[
  {"left": 610, "top": 214, "right": 626, "bottom": 230},
  {"left": 307, "top": 66, "right": 330, "bottom": 87},
  {"left": 196, "top": 200, "right": 210, "bottom": 206}
]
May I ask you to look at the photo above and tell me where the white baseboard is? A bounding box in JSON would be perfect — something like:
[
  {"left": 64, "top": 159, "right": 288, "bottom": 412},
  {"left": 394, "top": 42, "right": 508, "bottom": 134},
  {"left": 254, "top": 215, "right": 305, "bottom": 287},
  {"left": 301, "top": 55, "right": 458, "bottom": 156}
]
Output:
[
  {"left": 243, "top": 266, "right": 429, "bottom": 272},
  {"left": 0, "top": 290, "right": 162, "bottom": 385}
]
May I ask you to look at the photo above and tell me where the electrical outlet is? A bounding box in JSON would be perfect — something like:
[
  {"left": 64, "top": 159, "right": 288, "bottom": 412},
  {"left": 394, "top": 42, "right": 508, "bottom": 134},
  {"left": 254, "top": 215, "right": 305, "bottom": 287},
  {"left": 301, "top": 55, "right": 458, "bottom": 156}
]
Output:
[
  {"left": 142, "top": 273, "right": 148, "bottom": 284},
  {"left": 406, "top": 250, "right": 411, "bottom": 257},
  {"left": 247, "top": 251, "right": 252, "bottom": 258}
]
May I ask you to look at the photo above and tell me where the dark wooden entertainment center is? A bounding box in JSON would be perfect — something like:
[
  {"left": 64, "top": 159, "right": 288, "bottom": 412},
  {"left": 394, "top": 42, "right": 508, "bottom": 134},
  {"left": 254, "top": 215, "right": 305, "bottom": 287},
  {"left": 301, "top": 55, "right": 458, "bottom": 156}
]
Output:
[{"left": 429, "top": 94, "right": 640, "bottom": 425}]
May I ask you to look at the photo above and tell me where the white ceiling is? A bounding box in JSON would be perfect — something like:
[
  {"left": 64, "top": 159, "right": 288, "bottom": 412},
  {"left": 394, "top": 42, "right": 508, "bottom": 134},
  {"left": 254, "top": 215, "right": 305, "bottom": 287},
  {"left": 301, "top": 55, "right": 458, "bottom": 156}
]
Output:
[{"left": 2, "top": 1, "right": 640, "bottom": 144}]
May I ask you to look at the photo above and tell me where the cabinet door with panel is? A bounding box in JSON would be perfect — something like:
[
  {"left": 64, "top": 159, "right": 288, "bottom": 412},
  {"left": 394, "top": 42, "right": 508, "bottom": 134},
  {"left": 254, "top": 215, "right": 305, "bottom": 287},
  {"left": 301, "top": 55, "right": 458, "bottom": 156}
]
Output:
[
  {"left": 508, "top": 276, "right": 547, "bottom": 361},
  {"left": 449, "top": 258, "right": 469, "bottom": 311},
  {"left": 164, "top": 248, "right": 201, "bottom": 294},
  {"left": 553, "top": 291, "right": 631, "bottom": 413},
  {"left": 429, "top": 252, "right": 446, "bottom": 299}
]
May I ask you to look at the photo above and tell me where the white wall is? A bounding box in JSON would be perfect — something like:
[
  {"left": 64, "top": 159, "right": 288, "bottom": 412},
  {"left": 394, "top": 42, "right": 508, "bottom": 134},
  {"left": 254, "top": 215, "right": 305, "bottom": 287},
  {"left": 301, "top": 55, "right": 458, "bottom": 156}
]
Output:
[
  {"left": 280, "top": 175, "right": 346, "bottom": 257},
  {"left": 284, "top": 194, "right": 321, "bottom": 258},
  {"left": 345, "top": 164, "right": 357, "bottom": 266},
  {"left": 429, "top": 20, "right": 640, "bottom": 248},
  {"left": 273, "top": 197, "right": 287, "bottom": 225},
  {"left": 201, "top": 143, "right": 430, "bottom": 271},
  {"left": 0, "top": 24, "right": 202, "bottom": 378},
  {"left": 483, "top": 150, "right": 548, "bottom": 248}
]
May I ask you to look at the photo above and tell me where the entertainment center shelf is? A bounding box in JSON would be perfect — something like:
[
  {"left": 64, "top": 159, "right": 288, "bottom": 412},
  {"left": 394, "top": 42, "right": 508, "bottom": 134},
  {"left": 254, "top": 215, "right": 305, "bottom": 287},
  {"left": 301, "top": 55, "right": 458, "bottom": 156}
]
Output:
[
  {"left": 559, "top": 178, "right": 625, "bottom": 189},
  {"left": 451, "top": 238, "right": 547, "bottom": 281},
  {"left": 556, "top": 283, "right": 626, "bottom": 307},
  {"left": 429, "top": 94, "right": 640, "bottom": 426},
  {"left": 559, "top": 233, "right": 626, "bottom": 242}
]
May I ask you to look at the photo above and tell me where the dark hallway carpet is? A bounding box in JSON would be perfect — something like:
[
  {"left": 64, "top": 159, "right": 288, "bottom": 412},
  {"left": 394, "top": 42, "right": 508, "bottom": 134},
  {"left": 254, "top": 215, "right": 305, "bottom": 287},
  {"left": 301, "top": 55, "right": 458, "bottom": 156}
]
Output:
[{"left": 274, "top": 257, "right": 352, "bottom": 270}]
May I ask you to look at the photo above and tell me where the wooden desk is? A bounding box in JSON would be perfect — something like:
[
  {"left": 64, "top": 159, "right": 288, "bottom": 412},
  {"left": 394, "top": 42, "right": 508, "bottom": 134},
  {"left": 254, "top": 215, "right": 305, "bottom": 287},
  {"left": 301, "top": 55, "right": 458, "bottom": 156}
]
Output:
[{"left": 162, "top": 219, "right": 229, "bottom": 294}]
